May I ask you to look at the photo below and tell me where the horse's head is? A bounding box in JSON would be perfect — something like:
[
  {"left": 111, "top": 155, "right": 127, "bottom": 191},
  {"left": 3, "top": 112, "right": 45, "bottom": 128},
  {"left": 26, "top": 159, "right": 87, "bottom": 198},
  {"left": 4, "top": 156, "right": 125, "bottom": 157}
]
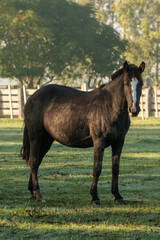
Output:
[{"left": 123, "top": 61, "right": 145, "bottom": 117}]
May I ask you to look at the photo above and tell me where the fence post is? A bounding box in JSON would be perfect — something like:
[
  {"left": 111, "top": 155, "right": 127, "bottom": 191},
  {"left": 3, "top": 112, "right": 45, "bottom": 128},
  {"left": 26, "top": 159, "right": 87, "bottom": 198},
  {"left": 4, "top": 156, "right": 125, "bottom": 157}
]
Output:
[
  {"left": 155, "top": 86, "right": 158, "bottom": 118},
  {"left": 23, "top": 85, "right": 27, "bottom": 104},
  {"left": 140, "top": 93, "right": 144, "bottom": 120},
  {"left": 81, "top": 82, "right": 88, "bottom": 91},
  {"left": 145, "top": 88, "right": 149, "bottom": 119},
  {"left": 18, "top": 87, "right": 23, "bottom": 118},
  {"left": 8, "top": 85, "right": 13, "bottom": 119}
]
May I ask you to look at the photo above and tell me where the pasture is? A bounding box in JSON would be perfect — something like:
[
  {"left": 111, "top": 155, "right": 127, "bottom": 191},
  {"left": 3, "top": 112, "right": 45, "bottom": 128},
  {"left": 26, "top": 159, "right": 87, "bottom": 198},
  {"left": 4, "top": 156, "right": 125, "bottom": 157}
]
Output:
[{"left": 0, "top": 118, "right": 160, "bottom": 239}]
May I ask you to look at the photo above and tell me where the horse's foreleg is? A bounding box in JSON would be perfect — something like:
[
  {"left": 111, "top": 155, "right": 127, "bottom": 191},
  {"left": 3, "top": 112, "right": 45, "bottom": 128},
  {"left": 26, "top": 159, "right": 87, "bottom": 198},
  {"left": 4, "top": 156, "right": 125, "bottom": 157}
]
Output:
[
  {"left": 111, "top": 139, "right": 125, "bottom": 203},
  {"left": 90, "top": 139, "right": 104, "bottom": 205}
]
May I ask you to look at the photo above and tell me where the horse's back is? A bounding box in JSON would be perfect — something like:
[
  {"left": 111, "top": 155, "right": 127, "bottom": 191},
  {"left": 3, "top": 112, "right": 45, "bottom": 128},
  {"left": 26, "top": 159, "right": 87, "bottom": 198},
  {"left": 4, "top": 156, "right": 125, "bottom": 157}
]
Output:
[
  {"left": 24, "top": 84, "right": 97, "bottom": 146},
  {"left": 26, "top": 84, "right": 95, "bottom": 108}
]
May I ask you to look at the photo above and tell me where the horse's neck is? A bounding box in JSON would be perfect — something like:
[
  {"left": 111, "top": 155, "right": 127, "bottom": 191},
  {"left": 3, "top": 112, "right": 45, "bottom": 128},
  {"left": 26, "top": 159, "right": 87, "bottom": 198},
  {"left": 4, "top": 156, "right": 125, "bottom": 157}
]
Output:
[{"left": 105, "top": 76, "right": 127, "bottom": 114}]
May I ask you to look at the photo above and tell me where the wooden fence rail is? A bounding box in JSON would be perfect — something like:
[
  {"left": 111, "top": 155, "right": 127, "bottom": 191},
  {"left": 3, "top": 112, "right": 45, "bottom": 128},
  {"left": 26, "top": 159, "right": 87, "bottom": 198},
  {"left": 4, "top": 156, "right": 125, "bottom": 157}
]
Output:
[{"left": 0, "top": 85, "right": 160, "bottom": 119}]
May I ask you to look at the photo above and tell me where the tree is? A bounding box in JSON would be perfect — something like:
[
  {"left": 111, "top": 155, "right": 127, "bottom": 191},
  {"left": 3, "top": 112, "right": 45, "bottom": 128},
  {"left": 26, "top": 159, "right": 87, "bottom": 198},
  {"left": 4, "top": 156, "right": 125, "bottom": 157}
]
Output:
[
  {"left": 0, "top": 0, "right": 126, "bottom": 87},
  {"left": 113, "top": 0, "right": 160, "bottom": 85},
  {"left": 70, "top": 0, "right": 115, "bottom": 25},
  {"left": 37, "top": 0, "right": 126, "bottom": 85},
  {"left": 0, "top": 1, "right": 50, "bottom": 87}
]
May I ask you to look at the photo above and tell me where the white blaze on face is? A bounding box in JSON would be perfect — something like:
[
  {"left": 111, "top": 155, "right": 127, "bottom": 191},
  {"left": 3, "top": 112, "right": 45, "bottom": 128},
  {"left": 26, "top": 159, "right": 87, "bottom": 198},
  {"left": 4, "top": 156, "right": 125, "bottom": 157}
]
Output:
[{"left": 131, "top": 77, "right": 138, "bottom": 104}]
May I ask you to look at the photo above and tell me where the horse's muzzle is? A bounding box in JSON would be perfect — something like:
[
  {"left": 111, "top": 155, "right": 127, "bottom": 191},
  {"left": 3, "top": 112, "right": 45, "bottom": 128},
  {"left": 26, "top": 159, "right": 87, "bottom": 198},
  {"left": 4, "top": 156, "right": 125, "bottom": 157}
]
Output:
[{"left": 129, "top": 104, "right": 140, "bottom": 117}]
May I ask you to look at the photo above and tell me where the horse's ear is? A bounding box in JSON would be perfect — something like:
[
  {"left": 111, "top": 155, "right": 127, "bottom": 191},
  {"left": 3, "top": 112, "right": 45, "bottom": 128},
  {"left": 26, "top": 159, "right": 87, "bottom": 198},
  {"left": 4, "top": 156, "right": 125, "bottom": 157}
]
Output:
[
  {"left": 123, "top": 61, "right": 129, "bottom": 73},
  {"left": 139, "top": 62, "right": 145, "bottom": 73}
]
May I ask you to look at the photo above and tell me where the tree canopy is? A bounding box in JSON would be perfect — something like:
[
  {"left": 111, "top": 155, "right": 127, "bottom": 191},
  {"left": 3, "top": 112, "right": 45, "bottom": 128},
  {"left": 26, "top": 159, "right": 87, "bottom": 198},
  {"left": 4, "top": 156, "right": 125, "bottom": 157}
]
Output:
[
  {"left": 0, "top": 0, "right": 125, "bottom": 87},
  {"left": 73, "top": 0, "right": 160, "bottom": 85},
  {"left": 114, "top": 0, "right": 160, "bottom": 85}
]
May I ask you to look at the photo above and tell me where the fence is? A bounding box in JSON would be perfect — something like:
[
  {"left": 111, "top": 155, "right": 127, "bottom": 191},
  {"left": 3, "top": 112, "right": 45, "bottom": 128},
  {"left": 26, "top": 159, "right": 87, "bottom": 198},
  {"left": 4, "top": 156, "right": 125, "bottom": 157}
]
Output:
[
  {"left": 0, "top": 85, "right": 160, "bottom": 119},
  {"left": 0, "top": 86, "right": 37, "bottom": 119}
]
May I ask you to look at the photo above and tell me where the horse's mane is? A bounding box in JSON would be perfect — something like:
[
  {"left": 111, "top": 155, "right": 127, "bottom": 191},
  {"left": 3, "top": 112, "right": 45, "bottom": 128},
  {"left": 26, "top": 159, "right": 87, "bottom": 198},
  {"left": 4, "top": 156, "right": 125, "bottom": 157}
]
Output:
[
  {"left": 111, "top": 64, "right": 140, "bottom": 81},
  {"left": 111, "top": 68, "right": 124, "bottom": 80}
]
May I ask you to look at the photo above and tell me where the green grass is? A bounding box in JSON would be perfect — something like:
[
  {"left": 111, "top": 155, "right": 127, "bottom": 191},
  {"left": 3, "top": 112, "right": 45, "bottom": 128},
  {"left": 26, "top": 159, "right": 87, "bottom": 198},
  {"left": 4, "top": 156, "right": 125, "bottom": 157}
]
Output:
[{"left": 0, "top": 118, "right": 160, "bottom": 239}]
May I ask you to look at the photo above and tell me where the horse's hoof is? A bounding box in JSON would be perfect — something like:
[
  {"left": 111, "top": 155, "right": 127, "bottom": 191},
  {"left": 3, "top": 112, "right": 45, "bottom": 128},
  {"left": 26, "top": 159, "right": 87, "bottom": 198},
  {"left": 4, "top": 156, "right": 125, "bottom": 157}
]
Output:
[
  {"left": 114, "top": 198, "right": 125, "bottom": 204},
  {"left": 92, "top": 200, "right": 101, "bottom": 206},
  {"left": 36, "top": 197, "right": 46, "bottom": 203},
  {"left": 30, "top": 194, "right": 36, "bottom": 199},
  {"left": 35, "top": 193, "right": 46, "bottom": 203},
  {"left": 32, "top": 190, "right": 46, "bottom": 203}
]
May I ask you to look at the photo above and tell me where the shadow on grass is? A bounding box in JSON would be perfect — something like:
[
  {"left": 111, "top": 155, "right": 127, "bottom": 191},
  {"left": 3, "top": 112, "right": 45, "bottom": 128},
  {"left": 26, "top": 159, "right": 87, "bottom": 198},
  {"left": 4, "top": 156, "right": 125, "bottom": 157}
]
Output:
[
  {"left": 0, "top": 202, "right": 160, "bottom": 240},
  {"left": 0, "top": 226, "right": 158, "bottom": 240}
]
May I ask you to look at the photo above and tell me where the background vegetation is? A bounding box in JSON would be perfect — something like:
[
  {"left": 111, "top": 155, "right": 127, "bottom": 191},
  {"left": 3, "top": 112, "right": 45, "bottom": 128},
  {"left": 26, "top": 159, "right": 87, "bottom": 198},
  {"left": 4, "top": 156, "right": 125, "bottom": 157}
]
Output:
[
  {"left": 73, "top": 0, "right": 160, "bottom": 86},
  {"left": 0, "top": 0, "right": 125, "bottom": 87},
  {"left": 0, "top": 0, "right": 159, "bottom": 87},
  {"left": 0, "top": 118, "right": 160, "bottom": 239}
]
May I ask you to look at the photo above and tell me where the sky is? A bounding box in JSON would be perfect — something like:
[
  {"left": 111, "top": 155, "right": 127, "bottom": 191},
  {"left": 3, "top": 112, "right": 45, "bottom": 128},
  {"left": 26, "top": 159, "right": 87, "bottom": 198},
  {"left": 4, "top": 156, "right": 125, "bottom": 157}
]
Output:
[{"left": 0, "top": 78, "right": 18, "bottom": 86}]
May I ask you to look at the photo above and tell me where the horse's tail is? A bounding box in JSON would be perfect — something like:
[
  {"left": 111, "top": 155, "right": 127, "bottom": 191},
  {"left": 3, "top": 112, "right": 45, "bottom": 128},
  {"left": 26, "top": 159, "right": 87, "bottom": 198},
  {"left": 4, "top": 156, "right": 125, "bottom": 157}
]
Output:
[{"left": 20, "top": 124, "right": 30, "bottom": 164}]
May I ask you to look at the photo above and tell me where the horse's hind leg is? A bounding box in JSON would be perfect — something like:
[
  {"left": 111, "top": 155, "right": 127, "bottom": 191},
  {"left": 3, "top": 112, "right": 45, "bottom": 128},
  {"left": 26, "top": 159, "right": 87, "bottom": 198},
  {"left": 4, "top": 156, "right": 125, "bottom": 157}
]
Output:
[
  {"left": 28, "top": 132, "right": 53, "bottom": 202},
  {"left": 28, "top": 138, "right": 44, "bottom": 202}
]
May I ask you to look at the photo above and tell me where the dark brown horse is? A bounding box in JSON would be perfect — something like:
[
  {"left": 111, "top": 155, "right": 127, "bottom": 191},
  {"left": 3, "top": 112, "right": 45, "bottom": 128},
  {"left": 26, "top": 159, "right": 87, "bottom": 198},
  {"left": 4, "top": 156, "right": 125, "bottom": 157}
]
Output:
[{"left": 21, "top": 61, "right": 145, "bottom": 205}]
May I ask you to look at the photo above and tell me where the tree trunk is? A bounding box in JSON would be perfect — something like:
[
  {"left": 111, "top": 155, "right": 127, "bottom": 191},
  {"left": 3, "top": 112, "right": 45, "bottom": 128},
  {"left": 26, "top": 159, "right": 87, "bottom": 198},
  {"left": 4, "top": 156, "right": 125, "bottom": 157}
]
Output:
[
  {"left": 155, "top": 22, "right": 159, "bottom": 85},
  {"left": 36, "top": 76, "right": 43, "bottom": 87},
  {"left": 27, "top": 77, "right": 34, "bottom": 88},
  {"left": 87, "top": 76, "right": 92, "bottom": 88}
]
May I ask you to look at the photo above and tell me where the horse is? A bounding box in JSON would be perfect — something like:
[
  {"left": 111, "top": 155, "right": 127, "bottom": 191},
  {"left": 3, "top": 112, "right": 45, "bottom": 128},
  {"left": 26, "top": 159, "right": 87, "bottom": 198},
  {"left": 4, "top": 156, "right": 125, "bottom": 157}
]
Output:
[{"left": 21, "top": 61, "right": 145, "bottom": 205}]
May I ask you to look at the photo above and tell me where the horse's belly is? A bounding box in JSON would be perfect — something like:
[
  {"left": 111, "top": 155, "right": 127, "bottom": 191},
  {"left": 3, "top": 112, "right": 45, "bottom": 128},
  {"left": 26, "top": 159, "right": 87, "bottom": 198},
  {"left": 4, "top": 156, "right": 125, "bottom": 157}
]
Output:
[
  {"left": 58, "top": 137, "right": 93, "bottom": 148},
  {"left": 44, "top": 115, "right": 92, "bottom": 148},
  {"left": 51, "top": 132, "right": 93, "bottom": 148}
]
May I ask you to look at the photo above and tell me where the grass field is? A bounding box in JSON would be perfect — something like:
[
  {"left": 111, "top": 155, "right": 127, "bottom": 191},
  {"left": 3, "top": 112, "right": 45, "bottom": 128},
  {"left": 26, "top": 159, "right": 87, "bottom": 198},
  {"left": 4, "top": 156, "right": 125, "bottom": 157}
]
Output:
[{"left": 0, "top": 118, "right": 160, "bottom": 239}]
